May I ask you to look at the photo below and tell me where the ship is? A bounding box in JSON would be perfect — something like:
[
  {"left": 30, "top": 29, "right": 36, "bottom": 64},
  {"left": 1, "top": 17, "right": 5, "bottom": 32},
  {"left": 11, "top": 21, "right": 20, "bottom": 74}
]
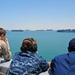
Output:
[{"left": 57, "top": 29, "right": 75, "bottom": 33}]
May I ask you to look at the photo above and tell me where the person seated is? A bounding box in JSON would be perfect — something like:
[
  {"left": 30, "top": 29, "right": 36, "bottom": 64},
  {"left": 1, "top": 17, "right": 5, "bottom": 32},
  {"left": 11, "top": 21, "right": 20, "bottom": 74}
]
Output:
[
  {"left": 50, "top": 38, "right": 75, "bottom": 75},
  {"left": 8, "top": 38, "right": 49, "bottom": 75},
  {"left": 0, "top": 28, "right": 12, "bottom": 63}
]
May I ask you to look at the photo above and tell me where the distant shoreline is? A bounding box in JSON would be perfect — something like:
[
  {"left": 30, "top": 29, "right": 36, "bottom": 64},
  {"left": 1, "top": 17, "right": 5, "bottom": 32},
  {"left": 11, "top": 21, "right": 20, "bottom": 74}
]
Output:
[{"left": 6, "top": 29, "right": 75, "bottom": 33}]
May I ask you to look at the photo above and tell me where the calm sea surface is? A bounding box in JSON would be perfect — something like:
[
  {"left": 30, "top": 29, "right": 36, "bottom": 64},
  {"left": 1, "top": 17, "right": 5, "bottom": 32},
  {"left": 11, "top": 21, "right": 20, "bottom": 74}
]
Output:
[{"left": 6, "top": 31, "right": 75, "bottom": 61}]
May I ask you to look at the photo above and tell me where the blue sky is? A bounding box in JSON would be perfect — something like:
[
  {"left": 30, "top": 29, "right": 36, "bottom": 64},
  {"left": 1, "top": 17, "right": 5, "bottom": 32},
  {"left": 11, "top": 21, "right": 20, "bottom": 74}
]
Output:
[{"left": 0, "top": 0, "right": 75, "bottom": 30}]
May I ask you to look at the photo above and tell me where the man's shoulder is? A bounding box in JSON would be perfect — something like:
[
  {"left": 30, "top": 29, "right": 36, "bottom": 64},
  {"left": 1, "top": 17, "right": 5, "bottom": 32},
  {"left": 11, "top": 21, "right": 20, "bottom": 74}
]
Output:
[
  {"left": 53, "top": 53, "right": 68, "bottom": 61},
  {"left": 56, "top": 53, "right": 67, "bottom": 58}
]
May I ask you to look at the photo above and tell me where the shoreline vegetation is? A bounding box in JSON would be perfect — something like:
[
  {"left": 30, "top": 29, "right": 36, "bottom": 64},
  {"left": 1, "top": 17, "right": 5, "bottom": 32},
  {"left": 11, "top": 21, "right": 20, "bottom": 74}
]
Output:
[{"left": 6, "top": 29, "right": 75, "bottom": 33}]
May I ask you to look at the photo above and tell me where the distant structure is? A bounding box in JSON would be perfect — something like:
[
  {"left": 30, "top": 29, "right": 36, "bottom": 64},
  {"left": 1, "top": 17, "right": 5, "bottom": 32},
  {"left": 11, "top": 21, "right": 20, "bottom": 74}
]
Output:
[
  {"left": 57, "top": 29, "right": 75, "bottom": 32},
  {"left": 11, "top": 30, "right": 24, "bottom": 32},
  {"left": 35, "top": 29, "right": 53, "bottom": 31},
  {"left": 36, "top": 30, "right": 45, "bottom": 31}
]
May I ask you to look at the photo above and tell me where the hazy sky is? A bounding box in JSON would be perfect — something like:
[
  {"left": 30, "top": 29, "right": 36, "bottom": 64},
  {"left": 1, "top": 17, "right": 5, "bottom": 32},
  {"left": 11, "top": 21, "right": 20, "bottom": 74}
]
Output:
[{"left": 0, "top": 0, "right": 75, "bottom": 30}]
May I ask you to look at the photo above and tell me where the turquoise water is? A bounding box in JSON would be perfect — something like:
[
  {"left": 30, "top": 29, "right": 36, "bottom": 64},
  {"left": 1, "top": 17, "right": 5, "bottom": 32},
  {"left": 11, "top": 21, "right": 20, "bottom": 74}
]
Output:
[{"left": 6, "top": 31, "right": 75, "bottom": 61}]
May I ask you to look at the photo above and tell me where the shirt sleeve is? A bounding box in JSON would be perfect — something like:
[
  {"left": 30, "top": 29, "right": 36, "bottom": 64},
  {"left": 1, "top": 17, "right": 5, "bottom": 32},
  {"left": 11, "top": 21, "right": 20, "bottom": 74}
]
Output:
[
  {"left": 39, "top": 56, "right": 49, "bottom": 72},
  {"left": 51, "top": 57, "right": 58, "bottom": 73},
  {"left": 0, "top": 40, "right": 12, "bottom": 60}
]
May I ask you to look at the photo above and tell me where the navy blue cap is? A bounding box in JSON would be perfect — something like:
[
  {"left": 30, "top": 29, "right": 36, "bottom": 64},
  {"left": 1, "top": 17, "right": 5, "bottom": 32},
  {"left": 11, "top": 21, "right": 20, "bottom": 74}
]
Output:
[{"left": 69, "top": 38, "right": 75, "bottom": 48}]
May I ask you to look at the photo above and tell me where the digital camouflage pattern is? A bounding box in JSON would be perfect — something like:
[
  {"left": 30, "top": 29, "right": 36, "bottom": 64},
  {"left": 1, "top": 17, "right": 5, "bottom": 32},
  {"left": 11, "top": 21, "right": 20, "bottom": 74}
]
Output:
[{"left": 8, "top": 51, "right": 49, "bottom": 75}]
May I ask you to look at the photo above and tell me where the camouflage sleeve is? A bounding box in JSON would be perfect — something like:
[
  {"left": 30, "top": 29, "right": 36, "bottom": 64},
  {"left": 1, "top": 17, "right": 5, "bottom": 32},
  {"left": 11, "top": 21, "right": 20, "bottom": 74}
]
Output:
[
  {"left": 0, "top": 40, "right": 12, "bottom": 60},
  {"left": 39, "top": 56, "right": 49, "bottom": 72}
]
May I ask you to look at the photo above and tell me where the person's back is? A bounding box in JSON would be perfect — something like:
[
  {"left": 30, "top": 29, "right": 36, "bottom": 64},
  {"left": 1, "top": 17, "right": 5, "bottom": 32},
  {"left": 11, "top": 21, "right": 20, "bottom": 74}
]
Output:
[
  {"left": 51, "top": 38, "right": 75, "bottom": 75},
  {"left": 51, "top": 52, "right": 75, "bottom": 75},
  {"left": 8, "top": 38, "right": 49, "bottom": 75}
]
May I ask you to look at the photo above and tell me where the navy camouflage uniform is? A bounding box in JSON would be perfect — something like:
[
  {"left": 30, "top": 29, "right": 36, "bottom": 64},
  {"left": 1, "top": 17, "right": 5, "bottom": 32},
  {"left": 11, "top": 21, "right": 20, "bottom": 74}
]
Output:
[{"left": 8, "top": 51, "right": 49, "bottom": 75}]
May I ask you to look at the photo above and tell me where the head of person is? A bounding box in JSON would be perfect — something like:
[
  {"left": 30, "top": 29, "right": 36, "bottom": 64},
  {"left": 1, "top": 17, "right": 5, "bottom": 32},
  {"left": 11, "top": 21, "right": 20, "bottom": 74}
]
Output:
[
  {"left": 68, "top": 38, "right": 75, "bottom": 52},
  {"left": 0, "top": 28, "right": 6, "bottom": 40},
  {"left": 20, "top": 38, "right": 37, "bottom": 53}
]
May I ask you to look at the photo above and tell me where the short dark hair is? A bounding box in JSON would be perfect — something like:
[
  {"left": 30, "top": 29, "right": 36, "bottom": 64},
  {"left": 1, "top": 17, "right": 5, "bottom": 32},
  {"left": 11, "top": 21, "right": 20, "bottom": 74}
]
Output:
[
  {"left": 0, "top": 28, "right": 6, "bottom": 36},
  {"left": 68, "top": 38, "right": 75, "bottom": 51},
  {"left": 20, "top": 38, "right": 37, "bottom": 53}
]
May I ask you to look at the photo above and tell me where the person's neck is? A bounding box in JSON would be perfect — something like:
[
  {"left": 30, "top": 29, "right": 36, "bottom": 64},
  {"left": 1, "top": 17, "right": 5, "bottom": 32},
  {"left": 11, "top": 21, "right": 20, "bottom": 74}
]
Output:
[{"left": 32, "top": 52, "right": 36, "bottom": 54}]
